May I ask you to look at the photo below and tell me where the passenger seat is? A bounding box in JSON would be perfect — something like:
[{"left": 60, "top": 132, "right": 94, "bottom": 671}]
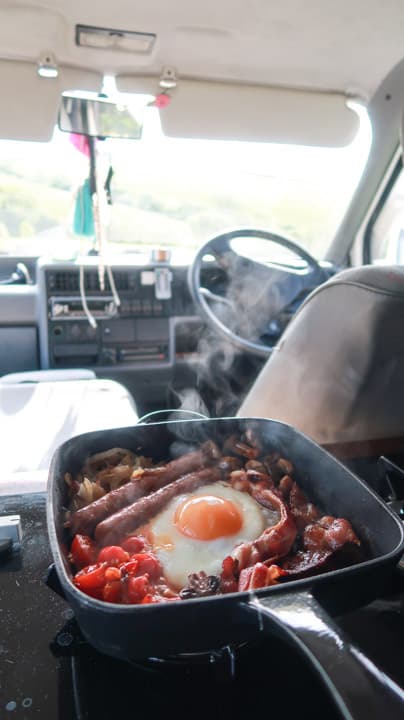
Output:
[{"left": 0, "top": 373, "right": 138, "bottom": 490}]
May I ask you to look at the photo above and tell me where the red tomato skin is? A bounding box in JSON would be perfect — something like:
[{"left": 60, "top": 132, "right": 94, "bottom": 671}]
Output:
[
  {"left": 126, "top": 575, "right": 149, "bottom": 603},
  {"left": 131, "top": 553, "right": 161, "bottom": 579},
  {"left": 121, "top": 536, "right": 146, "bottom": 554},
  {"left": 141, "top": 593, "right": 160, "bottom": 604},
  {"left": 103, "top": 580, "right": 122, "bottom": 603},
  {"left": 98, "top": 546, "right": 130, "bottom": 566},
  {"left": 73, "top": 563, "right": 106, "bottom": 593},
  {"left": 70, "top": 534, "right": 97, "bottom": 568},
  {"left": 120, "top": 559, "right": 139, "bottom": 576},
  {"left": 82, "top": 586, "right": 104, "bottom": 601},
  {"left": 105, "top": 566, "right": 121, "bottom": 582}
]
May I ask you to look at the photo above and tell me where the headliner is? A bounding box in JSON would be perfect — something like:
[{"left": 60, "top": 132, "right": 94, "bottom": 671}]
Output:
[{"left": 0, "top": 0, "right": 404, "bottom": 98}]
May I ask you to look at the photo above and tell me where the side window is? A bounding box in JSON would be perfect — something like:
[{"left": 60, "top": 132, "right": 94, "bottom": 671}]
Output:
[{"left": 370, "top": 161, "right": 404, "bottom": 264}]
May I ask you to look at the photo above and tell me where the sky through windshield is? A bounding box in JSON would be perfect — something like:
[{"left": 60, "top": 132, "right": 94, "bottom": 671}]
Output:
[{"left": 0, "top": 101, "right": 371, "bottom": 262}]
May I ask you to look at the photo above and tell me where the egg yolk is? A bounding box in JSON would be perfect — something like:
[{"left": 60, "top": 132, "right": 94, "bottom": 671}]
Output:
[{"left": 174, "top": 494, "right": 243, "bottom": 540}]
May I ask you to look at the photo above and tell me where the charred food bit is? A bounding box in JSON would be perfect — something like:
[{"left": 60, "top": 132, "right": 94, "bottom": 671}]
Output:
[
  {"left": 223, "top": 435, "right": 260, "bottom": 460},
  {"left": 179, "top": 572, "right": 221, "bottom": 599}
]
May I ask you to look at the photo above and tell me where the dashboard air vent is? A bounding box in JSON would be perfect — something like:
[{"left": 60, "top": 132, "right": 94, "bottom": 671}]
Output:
[{"left": 48, "top": 270, "right": 133, "bottom": 293}]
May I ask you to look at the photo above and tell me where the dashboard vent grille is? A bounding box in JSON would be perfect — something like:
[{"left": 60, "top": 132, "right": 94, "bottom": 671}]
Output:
[
  {"left": 52, "top": 272, "right": 79, "bottom": 292},
  {"left": 48, "top": 270, "right": 132, "bottom": 293}
]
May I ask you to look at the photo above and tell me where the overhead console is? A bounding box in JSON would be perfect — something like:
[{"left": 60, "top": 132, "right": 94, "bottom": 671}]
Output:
[{"left": 38, "top": 261, "right": 196, "bottom": 370}]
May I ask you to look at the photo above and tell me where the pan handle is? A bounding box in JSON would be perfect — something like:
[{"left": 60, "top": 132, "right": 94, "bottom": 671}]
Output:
[
  {"left": 137, "top": 409, "right": 208, "bottom": 424},
  {"left": 241, "top": 589, "right": 404, "bottom": 720}
]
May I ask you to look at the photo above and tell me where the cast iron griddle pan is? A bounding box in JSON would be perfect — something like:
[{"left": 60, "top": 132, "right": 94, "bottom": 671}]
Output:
[{"left": 47, "top": 418, "right": 404, "bottom": 720}]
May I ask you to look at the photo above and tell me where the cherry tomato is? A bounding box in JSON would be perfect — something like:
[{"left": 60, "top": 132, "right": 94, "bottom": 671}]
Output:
[
  {"left": 126, "top": 575, "right": 149, "bottom": 603},
  {"left": 103, "top": 580, "right": 122, "bottom": 603},
  {"left": 141, "top": 593, "right": 160, "bottom": 604},
  {"left": 74, "top": 563, "right": 106, "bottom": 593},
  {"left": 105, "top": 566, "right": 121, "bottom": 582},
  {"left": 98, "top": 546, "right": 130, "bottom": 566},
  {"left": 131, "top": 553, "right": 161, "bottom": 579},
  {"left": 121, "top": 535, "right": 146, "bottom": 554},
  {"left": 70, "top": 534, "right": 97, "bottom": 569},
  {"left": 120, "top": 559, "right": 139, "bottom": 576},
  {"left": 82, "top": 586, "right": 104, "bottom": 601}
]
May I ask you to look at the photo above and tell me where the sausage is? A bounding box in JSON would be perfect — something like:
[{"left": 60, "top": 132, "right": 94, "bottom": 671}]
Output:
[
  {"left": 136, "top": 440, "right": 220, "bottom": 485},
  {"left": 95, "top": 466, "right": 223, "bottom": 545},
  {"left": 69, "top": 477, "right": 155, "bottom": 536},
  {"left": 69, "top": 440, "right": 220, "bottom": 535}
]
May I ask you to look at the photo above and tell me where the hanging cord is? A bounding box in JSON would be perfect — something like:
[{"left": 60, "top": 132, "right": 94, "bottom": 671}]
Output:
[
  {"left": 93, "top": 148, "right": 121, "bottom": 311},
  {"left": 88, "top": 138, "right": 121, "bottom": 314},
  {"left": 79, "top": 264, "right": 97, "bottom": 329},
  {"left": 93, "top": 183, "right": 121, "bottom": 309},
  {"left": 106, "top": 264, "right": 121, "bottom": 308},
  {"left": 92, "top": 190, "right": 106, "bottom": 292},
  {"left": 88, "top": 137, "right": 106, "bottom": 292}
]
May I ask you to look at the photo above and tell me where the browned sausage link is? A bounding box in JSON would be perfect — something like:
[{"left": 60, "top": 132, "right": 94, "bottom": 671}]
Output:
[
  {"left": 140, "top": 440, "right": 220, "bottom": 483},
  {"left": 69, "top": 440, "right": 220, "bottom": 535},
  {"left": 69, "top": 481, "right": 144, "bottom": 535},
  {"left": 95, "top": 466, "right": 223, "bottom": 546}
]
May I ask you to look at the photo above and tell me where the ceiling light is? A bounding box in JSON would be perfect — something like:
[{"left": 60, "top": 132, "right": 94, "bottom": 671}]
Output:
[
  {"left": 37, "top": 52, "right": 58, "bottom": 78},
  {"left": 76, "top": 25, "right": 156, "bottom": 54}
]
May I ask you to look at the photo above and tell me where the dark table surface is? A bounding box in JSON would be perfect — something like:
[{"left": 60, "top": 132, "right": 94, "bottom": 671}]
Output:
[{"left": 0, "top": 491, "right": 403, "bottom": 720}]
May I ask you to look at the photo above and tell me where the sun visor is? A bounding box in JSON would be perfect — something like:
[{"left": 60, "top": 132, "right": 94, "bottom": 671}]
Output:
[
  {"left": 116, "top": 75, "right": 359, "bottom": 147},
  {"left": 0, "top": 60, "right": 102, "bottom": 142}
]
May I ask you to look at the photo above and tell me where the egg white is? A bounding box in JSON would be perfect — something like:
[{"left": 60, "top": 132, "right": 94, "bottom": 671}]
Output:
[{"left": 149, "top": 482, "right": 279, "bottom": 590}]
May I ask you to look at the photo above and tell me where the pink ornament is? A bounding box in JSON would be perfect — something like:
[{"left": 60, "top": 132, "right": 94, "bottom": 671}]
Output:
[
  {"left": 69, "top": 133, "right": 91, "bottom": 157},
  {"left": 153, "top": 93, "right": 171, "bottom": 109}
]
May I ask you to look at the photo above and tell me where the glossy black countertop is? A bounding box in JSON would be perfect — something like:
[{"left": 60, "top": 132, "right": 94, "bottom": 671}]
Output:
[{"left": 0, "top": 491, "right": 403, "bottom": 720}]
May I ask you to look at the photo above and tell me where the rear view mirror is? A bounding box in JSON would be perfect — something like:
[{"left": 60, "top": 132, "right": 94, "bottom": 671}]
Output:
[{"left": 58, "top": 92, "right": 143, "bottom": 139}]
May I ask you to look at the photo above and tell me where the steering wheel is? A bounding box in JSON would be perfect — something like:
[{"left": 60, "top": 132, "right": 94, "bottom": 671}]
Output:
[{"left": 188, "top": 228, "right": 328, "bottom": 357}]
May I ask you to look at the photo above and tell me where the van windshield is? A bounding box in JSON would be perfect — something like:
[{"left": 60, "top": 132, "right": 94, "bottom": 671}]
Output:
[{"left": 0, "top": 104, "right": 371, "bottom": 263}]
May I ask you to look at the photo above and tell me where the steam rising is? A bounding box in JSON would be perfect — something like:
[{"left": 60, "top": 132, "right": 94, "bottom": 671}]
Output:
[{"left": 172, "top": 244, "right": 297, "bottom": 419}]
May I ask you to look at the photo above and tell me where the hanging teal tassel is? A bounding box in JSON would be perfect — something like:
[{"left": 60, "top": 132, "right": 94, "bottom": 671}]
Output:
[{"left": 73, "top": 178, "right": 95, "bottom": 237}]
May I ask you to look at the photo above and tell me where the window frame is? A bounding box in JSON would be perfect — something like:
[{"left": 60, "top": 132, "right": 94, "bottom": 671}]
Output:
[{"left": 362, "top": 155, "right": 403, "bottom": 264}]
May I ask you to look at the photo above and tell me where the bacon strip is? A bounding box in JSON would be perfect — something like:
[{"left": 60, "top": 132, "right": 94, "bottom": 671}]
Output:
[
  {"left": 281, "top": 550, "right": 333, "bottom": 577},
  {"left": 69, "top": 441, "right": 220, "bottom": 535},
  {"left": 303, "top": 515, "right": 360, "bottom": 552},
  {"left": 238, "top": 563, "right": 287, "bottom": 591},
  {"left": 232, "top": 485, "right": 297, "bottom": 570},
  {"left": 95, "top": 466, "right": 223, "bottom": 545},
  {"left": 281, "top": 515, "right": 360, "bottom": 577},
  {"left": 289, "top": 481, "right": 320, "bottom": 533}
]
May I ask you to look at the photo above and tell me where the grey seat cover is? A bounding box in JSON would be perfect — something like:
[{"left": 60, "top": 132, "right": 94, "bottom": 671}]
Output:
[
  {"left": 0, "top": 378, "right": 138, "bottom": 475},
  {"left": 238, "top": 265, "right": 404, "bottom": 444}
]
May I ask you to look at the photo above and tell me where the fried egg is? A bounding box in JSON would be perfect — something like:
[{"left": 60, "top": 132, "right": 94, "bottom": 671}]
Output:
[{"left": 148, "top": 482, "right": 279, "bottom": 590}]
